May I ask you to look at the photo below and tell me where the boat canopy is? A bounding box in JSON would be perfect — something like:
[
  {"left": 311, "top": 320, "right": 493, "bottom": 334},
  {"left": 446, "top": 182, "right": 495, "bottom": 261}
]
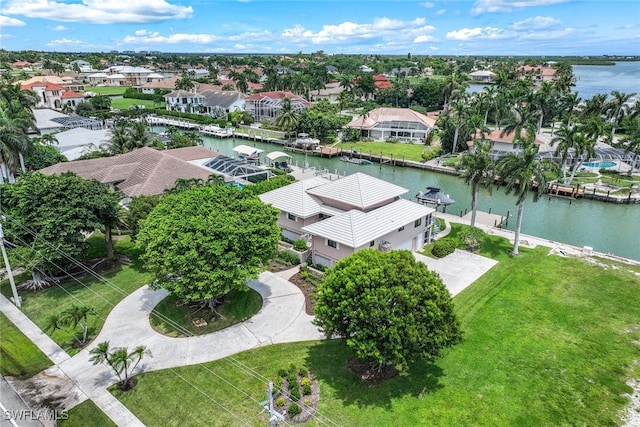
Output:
[
  {"left": 266, "top": 151, "right": 292, "bottom": 161},
  {"left": 232, "top": 145, "right": 264, "bottom": 156}
]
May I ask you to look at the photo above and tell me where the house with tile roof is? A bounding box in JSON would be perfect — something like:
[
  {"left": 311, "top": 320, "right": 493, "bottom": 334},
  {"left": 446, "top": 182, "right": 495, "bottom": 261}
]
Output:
[
  {"left": 39, "top": 146, "right": 224, "bottom": 200},
  {"left": 309, "top": 81, "right": 344, "bottom": 104},
  {"left": 244, "top": 91, "right": 311, "bottom": 122},
  {"left": 467, "top": 129, "right": 546, "bottom": 154},
  {"left": 344, "top": 107, "right": 436, "bottom": 143},
  {"left": 61, "top": 91, "right": 86, "bottom": 109},
  {"left": 518, "top": 65, "right": 557, "bottom": 83},
  {"left": 20, "top": 81, "right": 67, "bottom": 109},
  {"left": 199, "top": 90, "right": 245, "bottom": 115},
  {"left": 259, "top": 172, "right": 434, "bottom": 267}
]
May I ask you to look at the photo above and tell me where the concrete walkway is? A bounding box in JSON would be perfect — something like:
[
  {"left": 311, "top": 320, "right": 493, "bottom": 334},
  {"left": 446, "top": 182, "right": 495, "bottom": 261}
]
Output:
[{"left": 1, "top": 268, "right": 323, "bottom": 427}]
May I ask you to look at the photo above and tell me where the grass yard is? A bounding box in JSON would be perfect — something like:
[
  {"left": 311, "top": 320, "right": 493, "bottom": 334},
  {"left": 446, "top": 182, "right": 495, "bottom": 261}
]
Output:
[
  {"left": 58, "top": 400, "right": 116, "bottom": 427},
  {"left": 85, "top": 86, "right": 130, "bottom": 95},
  {"left": 115, "top": 231, "right": 640, "bottom": 426},
  {"left": 150, "top": 288, "right": 263, "bottom": 337},
  {"left": 0, "top": 236, "right": 151, "bottom": 355},
  {"left": 337, "top": 140, "right": 432, "bottom": 162},
  {"left": 0, "top": 312, "right": 52, "bottom": 378},
  {"left": 110, "top": 98, "right": 162, "bottom": 110}
]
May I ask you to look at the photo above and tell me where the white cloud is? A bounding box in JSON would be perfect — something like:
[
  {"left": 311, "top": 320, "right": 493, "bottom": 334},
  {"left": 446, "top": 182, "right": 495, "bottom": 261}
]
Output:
[
  {"left": 436, "top": 9, "right": 446, "bottom": 16},
  {"left": 0, "top": 15, "right": 25, "bottom": 26},
  {"left": 446, "top": 26, "right": 510, "bottom": 40},
  {"left": 472, "top": 0, "right": 572, "bottom": 15},
  {"left": 47, "top": 38, "right": 85, "bottom": 46},
  {"left": 123, "top": 29, "right": 219, "bottom": 44},
  {"left": 281, "top": 17, "right": 433, "bottom": 45},
  {"left": 50, "top": 24, "right": 67, "bottom": 31},
  {"left": 420, "top": 2, "right": 435, "bottom": 8},
  {"left": 1, "top": 0, "right": 193, "bottom": 24},
  {"left": 519, "top": 27, "right": 574, "bottom": 40},
  {"left": 511, "top": 16, "right": 562, "bottom": 31},
  {"left": 414, "top": 35, "right": 436, "bottom": 43}
]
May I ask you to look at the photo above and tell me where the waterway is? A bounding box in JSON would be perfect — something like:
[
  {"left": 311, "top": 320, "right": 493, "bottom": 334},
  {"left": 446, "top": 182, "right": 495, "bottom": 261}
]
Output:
[{"left": 196, "top": 135, "right": 639, "bottom": 262}]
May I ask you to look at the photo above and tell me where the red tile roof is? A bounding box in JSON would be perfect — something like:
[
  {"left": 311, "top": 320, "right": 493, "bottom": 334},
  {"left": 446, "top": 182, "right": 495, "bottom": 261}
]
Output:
[
  {"left": 61, "top": 91, "right": 84, "bottom": 98},
  {"left": 21, "top": 82, "right": 66, "bottom": 91}
]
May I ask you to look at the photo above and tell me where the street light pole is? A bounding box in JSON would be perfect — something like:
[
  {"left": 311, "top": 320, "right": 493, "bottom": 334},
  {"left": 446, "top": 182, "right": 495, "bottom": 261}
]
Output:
[{"left": 0, "top": 223, "right": 21, "bottom": 308}]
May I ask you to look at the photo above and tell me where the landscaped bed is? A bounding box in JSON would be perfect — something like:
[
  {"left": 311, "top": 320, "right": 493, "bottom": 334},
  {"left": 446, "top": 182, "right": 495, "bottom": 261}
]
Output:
[{"left": 111, "top": 231, "right": 640, "bottom": 426}]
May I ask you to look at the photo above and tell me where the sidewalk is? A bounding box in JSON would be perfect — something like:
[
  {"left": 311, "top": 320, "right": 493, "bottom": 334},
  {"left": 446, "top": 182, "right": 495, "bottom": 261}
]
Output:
[{"left": 0, "top": 268, "right": 322, "bottom": 426}]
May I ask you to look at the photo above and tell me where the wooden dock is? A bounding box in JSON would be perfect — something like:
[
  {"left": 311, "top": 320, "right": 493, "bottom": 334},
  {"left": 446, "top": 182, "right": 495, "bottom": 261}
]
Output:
[{"left": 461, "top": 210, "right": 510, "bottom": 228}]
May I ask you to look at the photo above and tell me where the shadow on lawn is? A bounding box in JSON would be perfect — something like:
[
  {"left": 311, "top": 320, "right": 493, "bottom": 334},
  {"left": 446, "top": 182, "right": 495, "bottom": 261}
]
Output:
[{"left": 305, "top": 340, "right": 444, "bottom": 409}]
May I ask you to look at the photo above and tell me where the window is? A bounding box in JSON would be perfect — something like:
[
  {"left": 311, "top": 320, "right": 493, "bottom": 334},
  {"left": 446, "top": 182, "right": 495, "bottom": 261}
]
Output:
[
  {"left": 398, "top": 226, "right": 404, "bottom": 232},
  {"left": 414, "top": 218, "right": 422, "bottom": 227},
  {"left": 370, "top": 241, "right": 375, "bottom": 247},
  {"left": 287, "top": 213, "right": 297, "bottom": 221},
  {"left": 327, "top": 239, "right": 338, "bottom": 249}
]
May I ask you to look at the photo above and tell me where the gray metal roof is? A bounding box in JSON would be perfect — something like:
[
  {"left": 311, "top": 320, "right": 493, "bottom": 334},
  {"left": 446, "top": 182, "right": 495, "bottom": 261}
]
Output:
[
  {"left": 302, "top": 199, "right": 434, "bottom": 248},
  {"left": 259, "top": 177, "right": 330, "bottom": 218},
  {"left": 306, "top": 172, "right": 408, "bottom": 210},
  {"left": 199, "top": 89, "right": 244, "bottom": 109}
]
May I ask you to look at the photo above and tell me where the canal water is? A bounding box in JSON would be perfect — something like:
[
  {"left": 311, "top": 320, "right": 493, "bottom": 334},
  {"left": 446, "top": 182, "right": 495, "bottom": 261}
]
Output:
[{"left": 197, "top": 135, "right": 639, "bottom": 261}]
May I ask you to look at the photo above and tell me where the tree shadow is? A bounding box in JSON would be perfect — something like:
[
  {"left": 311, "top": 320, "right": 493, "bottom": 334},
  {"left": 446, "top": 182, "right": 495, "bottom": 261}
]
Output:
[{"left": 304, "top": 339, "right": 444, "bottom": 409}]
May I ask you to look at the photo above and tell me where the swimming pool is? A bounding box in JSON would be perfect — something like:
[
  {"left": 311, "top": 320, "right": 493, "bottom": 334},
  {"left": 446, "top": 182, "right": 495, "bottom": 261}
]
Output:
[{"left": 581, "top": 161, "right": 616, "bottom": 168}]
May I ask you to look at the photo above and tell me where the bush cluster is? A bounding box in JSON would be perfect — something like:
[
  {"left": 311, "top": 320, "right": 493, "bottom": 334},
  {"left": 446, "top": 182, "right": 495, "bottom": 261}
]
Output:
[
  {"left": 432, "top": 237, "right": 458, "bottom": 258},
  {"left": 293, "top": 239, "right": 308, "bottom": 252},
  {"left": 288, "top": 402, "right": 301, "bottom": 417},
  {"left": 278, "top": 251, "right": 300, "bottom": 266}
]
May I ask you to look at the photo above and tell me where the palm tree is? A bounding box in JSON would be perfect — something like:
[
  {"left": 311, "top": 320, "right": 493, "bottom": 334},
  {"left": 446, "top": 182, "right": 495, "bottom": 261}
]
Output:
[
  {"left": 338, "top": 74, "right": 355, "bottom": 93},
  {"left": 457, "top": 140, "right": 495, "bottom": 228},
  {"left": 175, "top": 73, "right": 195, "bottom": 91},
  {"left": 500, "top": 102, "right": 538, "bottom": 144},
  {"left": 89, "top": 341, "right": 152, "bottom": 391},
  {"left": 552, "top": 124, "right": 596, "bottom": 185},
  {"left": 605, "top": 90, "right": 636, "bottom": 142},
  {"left": 61, "top": 305, "right": 95, "bottom": 344},
  {"left": 0, "top": 108, "right": 34, "bottom": 180},
  {"left": 43, "top": 313, "right": 78, "bottom": 342},
  {"left": 617, "top": 115, "right": 640, "bottom": 176},
  {"left": 274, "top": 98, "right": 299, "bottom": 140},
  {"left": 449, "top": 94, "right": 471, "bottom": 155},
  {"left": 497, "top": 139, "right": 559, "bottom": 255}
]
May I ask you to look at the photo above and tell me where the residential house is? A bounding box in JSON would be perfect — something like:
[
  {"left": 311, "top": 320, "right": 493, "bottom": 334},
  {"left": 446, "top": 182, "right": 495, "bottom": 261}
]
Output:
[
  {"left": 359, "top": 65, "right": 374, "bottom": 73},
  {"left": 469, "top": 129, "right": 546, "bottom": 154},
  {"left": 69, "top": 60, "right": 92, "bottom": 72},
  {"left": 373, "top": 74, "right": 392, "bottom": 89},
  {"left": 344, "top": 107, "right": 436, "bottom": 142},
  {"left": 20, "top": 81, "right": 66, "bottom": 109},
  {"left": 518, "top": 65, "right": 557, "bottom": 83},
  {"left": 259, "top": 172, "right": 434, "bottom": 268},
  {"left": 469, "top": 70, "right": 496, "bottom": 84},
  {"left": 309, "top": 81, "right": 344, "bottom": 104},
  {"left": 39, "top": 146, "right": 223, "bottom": 200},
  {"left": 244, "top": 91, "right": 311, "bottom": 122},
  {"left": 164, "top": 90, "right": 205, "bottom": 113},
  {"left": 199, "top": 90, "right": 245, "bottom": 115},
  {"left": 60, "top": 91, "right": 86, "bottom": 108}
]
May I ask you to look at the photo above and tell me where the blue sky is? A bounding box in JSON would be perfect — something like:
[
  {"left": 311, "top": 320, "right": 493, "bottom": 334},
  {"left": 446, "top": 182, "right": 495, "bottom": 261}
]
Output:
[{"left": 0, "top": 0, "right": 638, "bottom": 55}]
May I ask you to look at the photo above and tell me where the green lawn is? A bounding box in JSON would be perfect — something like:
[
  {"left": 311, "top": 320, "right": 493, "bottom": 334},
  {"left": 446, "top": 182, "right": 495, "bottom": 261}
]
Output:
[
  {"left": 338, "top": 140, "right": 433, "bottom": 162},
  {"left": 85, "top": 86, "right": 130, "bottom": 95},
  {"left": 110, "top": 98, "right": 163, "bottom": 110},
  {"left": 0, "top": 236, "right": 151, "bottom": 355},
  {"left": 59, "top": 400, "right": 116, "bottom": 427},
  {"left": 150, "top": 288, "right": 263, "bottom": 337},
  {"left": 0, "top": 312, "right": 52, "bottom": 378},
  {"left": 115, "top": 232, "right": 640, "bottom": 426}
]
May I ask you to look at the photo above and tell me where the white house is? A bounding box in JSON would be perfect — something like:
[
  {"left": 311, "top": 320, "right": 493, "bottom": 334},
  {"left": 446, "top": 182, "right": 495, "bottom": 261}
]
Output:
[
  {"left": 259, "top": 172, "right": 435, "bottom": 267},
  {"left": 344, "top": 107, "right": 436, "bottom": 143},
  {"left": 164, "top": 90, "right": 204, "bottom": 113}
]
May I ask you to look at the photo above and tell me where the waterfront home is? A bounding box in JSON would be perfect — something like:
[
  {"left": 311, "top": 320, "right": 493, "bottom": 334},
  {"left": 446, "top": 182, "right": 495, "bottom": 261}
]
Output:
[
  {"left": 164, "top": 90, "right": 205, "bottom": 113},
  {"left": 20, "top": 81, "right": 66, "bottom": 109},
  {"left": 309, "top": 81, "right": 344, "bottom": 104},
  {"left": 469, "top": 70, "right": 496, "bottom": 84},
  {"left": 199, "top": 90, "right": 245, "bottom": 115},
  {"left": 344, "top": 107, "right": 436, "bottom": 142},
  {"left": 244, "top": 91, "right": 311, "bottom": 122},
  {"left": 470, "top": 129, "right": 546, "bottom": 154},
  {"left": 259, "top": 172, "right": 434, "bottom": 267},
  {"left": 39, "top": 146, "right": 222, "bottom": 201},
  {"left": 518, "top": 65, "right": 557, "bottom": 83}
]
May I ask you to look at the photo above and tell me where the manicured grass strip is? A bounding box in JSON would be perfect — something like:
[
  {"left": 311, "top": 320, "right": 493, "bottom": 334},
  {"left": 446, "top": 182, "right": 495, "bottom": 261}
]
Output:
[
  {"left": 337, "top": 140, "right": 429, "bottom": 162},
  {"left": 110, "top": 98, "right": 163, "bottom": 110},
  {"left": 117, "top": 238, "right": 640, "bottom": 426},
  {"left": 58, "top": 400, "right": 116, "bottom": 427},
  {"left": 150, "top": 288, "right": 263, "bottom": 337},
  {"left": 0, "top": 312, "right": 53, "bottom": 379},
  {"left": 85, "top": 86, "right": 130, "bottom": 95},
  {"left": 0, "top": 237, "right": 151, "bottom": 355}
]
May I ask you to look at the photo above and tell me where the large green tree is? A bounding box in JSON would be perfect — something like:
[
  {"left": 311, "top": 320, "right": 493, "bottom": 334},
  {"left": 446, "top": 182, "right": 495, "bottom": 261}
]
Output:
[
  {"left": 0, "top": 172, "right": 120, "bottom": 289},
  {"left": 314, "top": 249, "right": 463, "bottom": 376},
  {"left": 137, "top": 185, "right": 280, "bottom": 310}
]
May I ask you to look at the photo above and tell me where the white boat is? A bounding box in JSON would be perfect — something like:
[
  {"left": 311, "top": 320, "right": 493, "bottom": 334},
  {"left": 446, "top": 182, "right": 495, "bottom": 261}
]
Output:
[
  {"left": 340, "top": 156, "right": 372, "bottom": 165},
  {"left": 294, "top": 133, "right": 320, "bottom": 150}
]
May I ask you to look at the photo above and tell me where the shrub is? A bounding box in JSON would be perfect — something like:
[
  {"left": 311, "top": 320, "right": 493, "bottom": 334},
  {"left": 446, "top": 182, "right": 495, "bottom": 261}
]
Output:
[
  {"left": 298, "top": 367, "right": 308, "bottom": 378},
  {"left": 289, "top": 384, "right": 300, "bottom": 400},
  {"left": 302, "top": 384, "right": 312, "bottom": 396},
  {"left": 288, "top": 364, "right": 297, "bottom": 375},
  {"left": 421, "top": 146, "right": 443, "bottom": 161},
  {"left": 432, "top": 237, "right": 458, "bottom": 258},
  {"left": 273, "top": 376, "right": 283, "bottom": 388},
  {"left": 278, "top": 251, "right": 300, "bottom": 266},
  {"left": 288, "top": 403, "right": 301, "bottom": 417},
  {"left": 293, "top": 239, "right": 308, "bottom": 252},
  {"left": 460, "top": 227, "right": 485, "bottom": 251},
  {"left": 276, "top": 397, "right": 286, "bottom": 407},
  {"left": 300, "top": 377, "right": 311, "bottom": 387},
  {"left": 303, "top": 398, "right": 311, "bottom": 406},
  {"left": 278, "top": 368, "right": 287, "bottom": 378}
]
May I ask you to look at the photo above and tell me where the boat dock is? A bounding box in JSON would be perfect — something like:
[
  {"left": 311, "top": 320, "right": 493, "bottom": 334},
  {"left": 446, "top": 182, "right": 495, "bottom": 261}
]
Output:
[{"left": 461, "top": 210, "right": 510, "bottom": 228}]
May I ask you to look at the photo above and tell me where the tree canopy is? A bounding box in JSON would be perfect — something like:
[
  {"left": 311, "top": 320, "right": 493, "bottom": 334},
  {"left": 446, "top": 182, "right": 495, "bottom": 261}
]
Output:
[
  {"left": 137, "top": 185, "right": 281, "bottom": 309},
  {"left": 0, "top": 172, "right": 120, "bottom": 288},
  {"left": 314, "top": 249, "right": 463, "bottom": 375}
]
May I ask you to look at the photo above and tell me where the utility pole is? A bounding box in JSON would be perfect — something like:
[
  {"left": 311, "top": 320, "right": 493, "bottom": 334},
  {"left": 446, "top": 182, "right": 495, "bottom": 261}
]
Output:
[
  {"left": 0, "top": 223, "right": 21, "bottom": 308},
  {"left": 260, "top": 380, "right": 284, "bottom": 427}
]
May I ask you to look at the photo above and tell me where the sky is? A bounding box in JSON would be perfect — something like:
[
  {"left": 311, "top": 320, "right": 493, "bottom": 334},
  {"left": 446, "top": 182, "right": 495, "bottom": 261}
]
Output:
[{"left": 0, "top": 0, "right": 638, "bottom": 56}]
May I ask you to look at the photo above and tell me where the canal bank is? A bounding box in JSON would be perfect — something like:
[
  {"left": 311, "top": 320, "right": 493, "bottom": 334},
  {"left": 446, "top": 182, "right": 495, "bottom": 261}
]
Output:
[{"left": 191, "top": 133, "right": 639, "bottom": 261}]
